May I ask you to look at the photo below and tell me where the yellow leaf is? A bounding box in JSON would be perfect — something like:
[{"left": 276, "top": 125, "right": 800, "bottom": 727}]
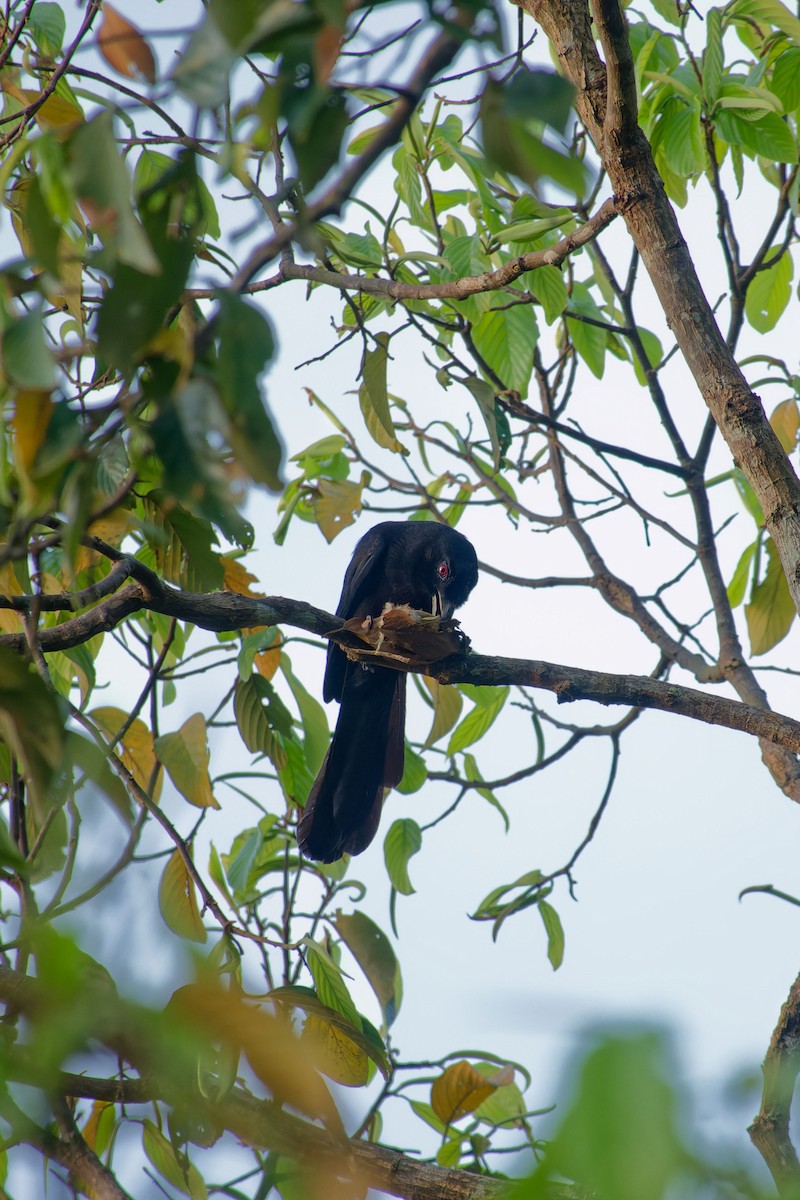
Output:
[
  {"left": 44, "top": 235, "right": 84, "bottom": 327},
  {"left": 770, "top": 399, "right": 799, "bottom": 453},
  {"left": 12, "top": 390, "right": 53, "bottom": 473},
  {"left": 76, "top": 509, "right": 135, "bottom": 572},
  {"left": 745, "top": 538, "right": 796, "bottom": 655},
  {"left": 2, "top": 80, "right": 83, "bottom": 131},
  {"left": 250, "top": 626, "right": 282, "bottom": 681},
  {"left": 314, "top": 477, "right": 363, "bottom": 543},
  {"left": 159, "top": 849, "right": 207, "bottom": 942},
  {"left": 145, "top": 326, "right": 193, "bottom": 381},
  {"left": 98, "top": 4, "right": 157, "bottom": 83},
  {"left": 303, "top": 1013, "right": 370, "bottom": 1087},
  {"left": 90, "top": 706, "right": 162, "bottom": 801},
  {"left": 155, "top": 713, "right": 219, "bottom": 809},
  {"left": 422, "top": 677, "right": 463, "bottom": 749},
  {"left": 222, "top": 557, "right": 263, "bottom": 597},
  {"left": 0, "top": 562, "right": 23, "bottom": 635},
  {"left": 431, "top": 1060, "right": 497, "bottom": 1127}
]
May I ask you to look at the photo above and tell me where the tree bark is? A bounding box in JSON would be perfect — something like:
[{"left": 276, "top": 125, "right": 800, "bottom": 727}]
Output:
[{"left": 512, "top": 0, "right": 800, "bottom": 612}]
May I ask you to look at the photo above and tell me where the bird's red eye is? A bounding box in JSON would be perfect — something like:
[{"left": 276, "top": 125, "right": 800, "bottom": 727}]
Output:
[{"left": 437, "top": 560, "right": 449, "bottom": 580}]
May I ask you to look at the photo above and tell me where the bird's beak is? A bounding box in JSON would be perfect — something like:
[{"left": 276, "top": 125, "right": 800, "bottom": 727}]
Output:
[{"left": 432, "top": 591, "right": 443, "bottom": 617}]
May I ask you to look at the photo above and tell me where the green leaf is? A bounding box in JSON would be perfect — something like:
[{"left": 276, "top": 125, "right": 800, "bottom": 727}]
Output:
[
  {"left": 714, "top": 108, "right": 797, "bottom": 162},
  {"left": 654, "top": 99, "right": 704, "bottom": 177},
  {"left": 632, "top": 329, "right": 664, "bottom": 386},
  {"left": 529, "top": 265, "right": 568, "bottom": 325},
  {"left": 727, "top": 0, "right": 800, "bottom": 48},
  {"left": 448, "top": 687, "right": 509, "bottom": 756},
  {"left": 278, "top": 734, "right": 315, "bottom": 807},
  {"left": 384, "top": 818, "right": 422, "bottom": 895},
  {"left": 409, "top": 1099, "right": 448, "bottom": 1134},
  {"left": 745, "top": 248, "right": 794, "bottom": 332},
  {"left": 471, "top": 305, "right": 538, "bottom": 395},
  {"left": 538, "top": 898, "right": 565, "bottom": 970},
  {"left": 549, "top": 1032, "right": 686, "bottom": 1200},
  {"left": 463, "top": 752, "right": 509, "bottom": 831},
  {"left": 480, "top": 76, "right": 587, "bottom": 197},
  {"left": 143, "top": 493, "right": 224, "bottom": 591},
  {"left": 359, "top": 334, "right": 404, "bottom": 454},
  {"left": 304, "top": 937, "right": 361, "bottom": 1028},
  {"left": 0, "top": 648, "right": 65, "bottom": 818},
  {"left": 771, "top": 47, "right": 800, "bottom": 111},
  {"left": 225, "top": 826, "right": 264, "bottom": 896},
  {"left": 68, "top": 731, "right": 133, "bottom": 826},
  {"left": 731, "top": 467, "right": 764, "bottom": 525},
  {"left": 171, "top": 14, "right": 234, "bottom": 108},
  {"left": 143, "top": 1119, "right": 208, "bottom": 1199},
  {"left": 66, "top": 111, "right": 159, "bottom": 272},
  {"left": 703, "top": 8, "right": 724, "bottom": 103},
  {"left": 504, "top": 67, "right": 576, "bottom": 133},
  {"left": 566, "top": 286, "right": 607, "bottom": 379},
  {"left": 234, "top": 676, "right": 292, "bottom": 768},
  {"left": 333, "top": 910, "right": 403, "bottom": 1025},
  {"left": 216, "top": 292, "right": 282, "bottom": 490},
  {"left": 396, "top": 743, "right": 427, "bottom": 795},
  {"left": 281, "top": 656, "right": 329, "bottom": 776},
  {"left": 28, "top": 2, "right": 66, "bottom": 55},
  {"left": 3, "top": 314, "right": 56, "bottom": 390},
  {"left": 285, "top": 86, "right": 349, "bottom": 191},
  {"left": 727, "top": 541, "right": 757, "bottom": 607},
  {"left": 97, "top": 151, "right": 201, "bottom": 369},
  {"left": 745, "top": 537, "right": 795, "bottom": 654},
  {"left": 462, "top": 376, "right": 501, "bottom": 469}
]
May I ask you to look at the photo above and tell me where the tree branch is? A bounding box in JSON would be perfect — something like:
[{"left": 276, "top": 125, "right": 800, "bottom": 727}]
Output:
[
  {"left": 3, "top": 580, "right": 800, "bottom": 761},
  {"left": 749, "top": 970, "right": 800, "bottom": 1195},
  {"left": 271, "top": 199, "right": 616, "bottom": 300}
]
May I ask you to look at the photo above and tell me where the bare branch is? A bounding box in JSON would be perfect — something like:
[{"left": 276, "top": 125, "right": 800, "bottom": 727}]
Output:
[{"left": 272, "top": 199, "right": 617, "bottom": 301}]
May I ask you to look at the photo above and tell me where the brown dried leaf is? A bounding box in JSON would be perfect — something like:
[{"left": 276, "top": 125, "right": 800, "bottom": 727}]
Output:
[
  {"left": 169, "top": 984, "right": 345, "bottom": 1136},
  {"left": 431, "top": 1060, "right": 497, "bottom": 1127},
  {"left": 314, "top": 25, "right": 343, "bottom": 85},
  {"left": 98, "top": 4, "right": 156, "bottom": 83}
]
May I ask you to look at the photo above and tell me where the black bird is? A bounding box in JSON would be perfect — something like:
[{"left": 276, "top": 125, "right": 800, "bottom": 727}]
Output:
[{"left": 298, "top": 520, "right": 478, "bottom": 862}]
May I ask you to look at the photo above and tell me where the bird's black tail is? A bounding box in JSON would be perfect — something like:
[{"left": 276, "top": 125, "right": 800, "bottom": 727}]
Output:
[{"left": 298, "top": 666, "right": 406, "bottom": 862}]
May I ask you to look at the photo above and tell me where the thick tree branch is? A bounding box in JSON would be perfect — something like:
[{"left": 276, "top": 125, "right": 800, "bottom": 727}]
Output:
[
  {"left": 0, "top": 968, "right": 582, "bottom": 1200},
  {"left": 749, "top": 971, "right": 800, "bottom": 1194},
  {"left": 515, "top": 0, "right": 800, "bottom": 616},
  {"left": 3, "top": 581, "right": 800, "bottom": 761}
]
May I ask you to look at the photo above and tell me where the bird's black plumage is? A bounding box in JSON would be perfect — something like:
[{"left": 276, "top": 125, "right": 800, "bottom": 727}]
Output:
[{"left": 298, "top": 520, "right": 478, "bottom": 862}]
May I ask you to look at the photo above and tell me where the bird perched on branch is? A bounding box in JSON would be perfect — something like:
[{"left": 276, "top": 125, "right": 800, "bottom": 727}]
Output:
[{"left": 298, "top": 520, "right": 478, "bottom": 862}]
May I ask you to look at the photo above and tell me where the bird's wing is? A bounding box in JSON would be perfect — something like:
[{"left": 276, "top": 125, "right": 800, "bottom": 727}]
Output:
[{"left": 323, "top": 526, "right": 390, "bottom": 703}]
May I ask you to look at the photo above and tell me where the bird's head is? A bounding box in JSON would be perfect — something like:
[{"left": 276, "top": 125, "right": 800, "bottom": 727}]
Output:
[{"left": 419, "top": 526, "right": 478, "bottom": 618}]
